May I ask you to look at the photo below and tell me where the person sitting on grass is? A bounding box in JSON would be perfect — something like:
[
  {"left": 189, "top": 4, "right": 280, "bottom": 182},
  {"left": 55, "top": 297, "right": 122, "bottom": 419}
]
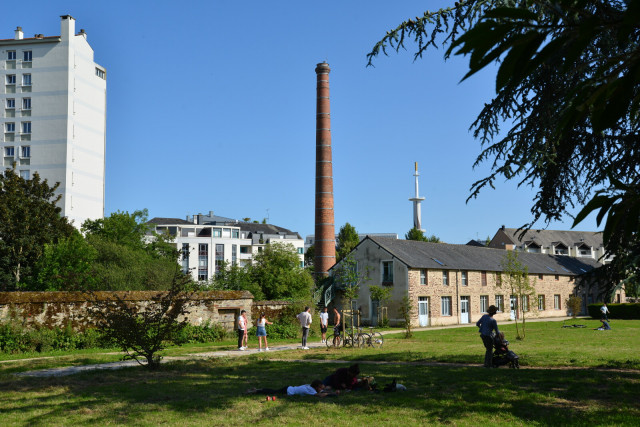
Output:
[
  {"left": 322, "top": 363, "right": 360, "bottom": 391},
  {"left": 245, "top": 379, "right": 337, "bottom": 397},
  {"left": 598, "top": 318, "right": 611, "bottom": 330}
]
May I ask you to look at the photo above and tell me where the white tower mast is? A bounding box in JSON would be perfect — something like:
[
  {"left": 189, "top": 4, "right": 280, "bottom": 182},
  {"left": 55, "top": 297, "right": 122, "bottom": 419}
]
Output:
[{"left": 409, "top": 162, "right": 426, "bottom": 231}]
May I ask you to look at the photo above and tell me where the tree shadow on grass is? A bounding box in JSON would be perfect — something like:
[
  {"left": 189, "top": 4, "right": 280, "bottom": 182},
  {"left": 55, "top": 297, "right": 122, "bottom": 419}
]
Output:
[{"left": 2, "top": 358, "right": 640, "bottom": 425}]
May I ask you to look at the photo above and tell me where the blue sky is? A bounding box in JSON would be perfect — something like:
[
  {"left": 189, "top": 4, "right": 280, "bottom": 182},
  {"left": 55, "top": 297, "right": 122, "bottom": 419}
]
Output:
[{"left": 3, "top": 1, "right": 602, "bottom": 243}]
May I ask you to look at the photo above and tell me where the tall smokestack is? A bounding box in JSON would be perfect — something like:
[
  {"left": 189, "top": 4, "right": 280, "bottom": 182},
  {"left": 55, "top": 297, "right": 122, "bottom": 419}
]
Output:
[{"left": 314, "top": 62, "right": 336, "bottom": 277}]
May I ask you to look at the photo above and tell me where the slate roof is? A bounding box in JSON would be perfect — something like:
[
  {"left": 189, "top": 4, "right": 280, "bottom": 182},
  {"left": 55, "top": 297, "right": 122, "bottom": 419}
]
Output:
[
  {"left": 365, "top": 237, "right": 601, "bottom": 275},
  {"left": 236, "top": 223, "right": 302, "bottom": 239},
  {"left": 148, "top": 217, "right": 193, "bottom": 225},
  {"left": 499, "top": 228, "right": 603, "bottom": 249}
]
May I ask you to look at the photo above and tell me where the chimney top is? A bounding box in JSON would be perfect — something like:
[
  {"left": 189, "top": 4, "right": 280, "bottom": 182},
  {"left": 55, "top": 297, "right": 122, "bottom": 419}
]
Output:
[
  {"left": 15, "top": 27, "right": 23, "bottom": 40},
  {"left": 315, "top": 62, "right": 330, "bottom": 74}
]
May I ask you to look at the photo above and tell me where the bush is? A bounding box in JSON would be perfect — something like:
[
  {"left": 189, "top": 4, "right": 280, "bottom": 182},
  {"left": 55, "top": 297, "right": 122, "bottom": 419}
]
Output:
[
  {"left": 588, "top": 303, "right": 640, "bottom": 319},
  {"left": 174, "top": 321, "right": 227, "bottom": 344},
  {"left": 0, "top": 322, "right": 111, "bottom": 354}
]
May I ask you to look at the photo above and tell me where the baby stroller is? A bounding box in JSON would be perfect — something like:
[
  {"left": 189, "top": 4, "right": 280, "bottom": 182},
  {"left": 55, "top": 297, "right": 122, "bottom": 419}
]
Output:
[{"left": 492, "top": 334, "right": 520, "bottom": 369}]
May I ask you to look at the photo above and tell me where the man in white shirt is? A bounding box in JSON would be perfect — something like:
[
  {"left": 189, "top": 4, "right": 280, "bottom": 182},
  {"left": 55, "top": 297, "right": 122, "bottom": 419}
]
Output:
[
  {"left": 319, "top": 307, "right": 329, "bottom": 343},
  {"left": 246, "top": 379, "right": 336, "bottom": 397},
  {"left": 297, "top": 306, "right": 312, "bottom": 349},
  {"left": 600, "top": 303, "right": 610, "bottom": 321},
  {"left": 237, "top": 310, "right": 247, "bottom": 350}
]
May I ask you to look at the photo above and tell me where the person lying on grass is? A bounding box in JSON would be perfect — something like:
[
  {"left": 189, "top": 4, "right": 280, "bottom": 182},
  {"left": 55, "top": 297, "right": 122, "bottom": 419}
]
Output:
[
  {"left": 322, "top": 364, "right": 360, "bottom": 391},
  {"left": 245, "top": 379, "right": 338, "bottom": 397}
]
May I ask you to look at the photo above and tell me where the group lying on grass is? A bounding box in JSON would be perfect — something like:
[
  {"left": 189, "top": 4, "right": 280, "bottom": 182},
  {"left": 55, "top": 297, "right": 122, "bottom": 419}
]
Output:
[{"left": 245, "top": 363, "right": 406, "bottom": 397}]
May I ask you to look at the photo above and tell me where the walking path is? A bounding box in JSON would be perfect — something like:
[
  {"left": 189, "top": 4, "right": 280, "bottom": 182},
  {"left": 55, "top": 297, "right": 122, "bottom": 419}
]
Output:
[{"left": 12, "top": 316, "right": 587, "bottom": 377}]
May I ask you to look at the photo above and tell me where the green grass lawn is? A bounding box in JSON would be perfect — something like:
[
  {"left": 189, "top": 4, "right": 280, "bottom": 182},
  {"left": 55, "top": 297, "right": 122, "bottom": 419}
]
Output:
[{"left": 0, "top": 319, "right": 638, "bottom": 426}]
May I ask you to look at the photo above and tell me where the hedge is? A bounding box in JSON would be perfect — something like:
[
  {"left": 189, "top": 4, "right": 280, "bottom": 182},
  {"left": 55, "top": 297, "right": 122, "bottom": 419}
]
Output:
[{"left": 587, "top": 303, "right": 640, "bottom": 319}]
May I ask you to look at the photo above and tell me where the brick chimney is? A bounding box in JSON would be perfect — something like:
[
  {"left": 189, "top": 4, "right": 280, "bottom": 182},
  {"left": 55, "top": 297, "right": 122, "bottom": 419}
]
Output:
[{"left": 314, "top": 62, "right": 336, "bottom": 277}]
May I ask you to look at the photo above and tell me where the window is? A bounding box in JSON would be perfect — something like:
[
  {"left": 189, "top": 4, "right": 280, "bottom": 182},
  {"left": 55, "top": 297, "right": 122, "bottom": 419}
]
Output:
[
  {"left": 21, "top": 122, "right": 31, "bottom": 133},
  {"left": 22, "top": 98, "right": 31, "bottom": 110},
  {"left": 442, "top": 270, "right": 449, "bottom": 286},
  {"left": 22, "top": 74, "right": 31, "bottom": 86},
  {"left": 95, "top": 68, "right": 106, "bottom": 79},
  {"left": 20, "top": 170, "right": 29, "bottom": 180},
  {"left": 5, "top": 147, "right": 14, "bottom": 156},
  {"left": 495, "top": 295, "right": 504, "bottom": 312},
  {"left": 181, "top": 243, "right": 189, "bottom": 274},
  {"left": 232, "top": 244, "right": 237, "bottom": 266},
  {"left": 6, "top": 99, "right": 15, "bottom": 108},
  {"left": 461, "top": 271, "right": 468, "bottom": 286},
  {"left": 521, "top": 295, "right": 529, "bottom": 312},
  {"left": 7, "top": 51, "right": 16, "bottom": 60},
  {"left": 215, "top": 244, "right": 224, "bottom": 272},
  {"left": 240, "top": 246, "right": 249, "bottom": 254},
  {"left": 555, "top": 274, "right": 559, "bottom": 281},
  {"left": 232, "top": 229, "right": 239, "bottom": 238},
  {"left": 213, "top": 228, "right": 222, "bottom": 237},
  {"left": 480, "top": 295, "right": 489, "bottom": 313},
  {"left": 538, "top": 274, "right": 543, "bottom": 280},
  {"left": 420, "top": 269, "right": 427, "bottom": 285},
  {"left": 538, "top": 295, "right": 545, "bottom": 311},
  {"left": 20, "top": 146, "right": 30, "bottom": 158},
  {"left": 554, "top": 294, "right": 561, "bottom": 310},
  {"left": 481, "top": 271, "right": 487, "bottom": 286},
  {"left": 23, "top": 51, "right": 32, "bottom": 61},
  {"left": 441, "top": 296, "right": 452, "bottom": 316},
  {"left": 6, "top": 75, "right": 16, "bottom": 84},
  {"left": 382, "top": 261, "right": 393, "bottom": 283},
  {"left": 5, "top": 123, "right": 15, "bottom": 132},
  {"left": 198, "top": 243, "right": 208, "bottom": 281},
  {"left": 297, "top": 247, "right": 304, "bottom": 254}
]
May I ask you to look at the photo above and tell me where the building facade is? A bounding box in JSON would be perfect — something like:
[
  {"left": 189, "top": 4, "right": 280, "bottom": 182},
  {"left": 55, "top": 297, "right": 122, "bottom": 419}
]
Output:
[
  {"left": 149, "top": 213, "right": 305, "bottom": 282},
  {"left": 336, "top": 237, "right": 624, "bottom": 328},
  {"left": 1, "top": 16, "right": 106, "bottom": 226}
]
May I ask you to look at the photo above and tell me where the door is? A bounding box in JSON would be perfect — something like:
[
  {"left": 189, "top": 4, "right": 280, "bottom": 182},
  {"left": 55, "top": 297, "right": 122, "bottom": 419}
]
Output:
[
  {"left": 418, "top": 297, "right": 429, "bottom": 327},
  {"left": 510, "top": 295, "right": 518, "bottom": 320},
  {"left": 460, "top": 296, "right": 470, "bottom": 324}
]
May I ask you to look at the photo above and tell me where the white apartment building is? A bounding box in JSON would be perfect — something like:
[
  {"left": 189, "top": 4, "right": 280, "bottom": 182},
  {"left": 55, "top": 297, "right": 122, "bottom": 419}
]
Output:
[
  {"left": 1, "top": 16, "right": 106, "bottom": 227},
  {"left": 149, "top": 213, "right": 305, "bottom": 282}
]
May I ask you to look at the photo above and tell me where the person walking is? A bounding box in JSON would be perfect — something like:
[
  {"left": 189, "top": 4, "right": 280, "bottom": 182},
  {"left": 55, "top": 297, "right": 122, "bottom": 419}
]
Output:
[
  {"left": 600, "top": 303, "right": 610, "bottom": 322},
  {"left": 237, "top": 310, "right": 248, "bottom": 351},
  {"left": 297, "top": 306, "right": 312, "bottom": 349},
  {"left": 256, "top": 313, "right": 273, "bottom": 351},
  {"left": 476, "top": 305, "right": 500, "bottom": 368},
  {"left": 320, "top": 307, "right": 329, "bottom": 343}
]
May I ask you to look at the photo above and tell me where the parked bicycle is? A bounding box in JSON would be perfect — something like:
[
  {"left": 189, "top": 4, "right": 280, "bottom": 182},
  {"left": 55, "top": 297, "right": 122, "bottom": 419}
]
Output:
[{"left": 326, "top": 326, "right": 384, "bottom": 349}]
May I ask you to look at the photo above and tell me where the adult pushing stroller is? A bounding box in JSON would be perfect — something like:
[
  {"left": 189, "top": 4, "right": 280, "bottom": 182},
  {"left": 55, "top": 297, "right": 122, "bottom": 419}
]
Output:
[{"left": 492, "top": 333, "right": 519, "bottom": 369}]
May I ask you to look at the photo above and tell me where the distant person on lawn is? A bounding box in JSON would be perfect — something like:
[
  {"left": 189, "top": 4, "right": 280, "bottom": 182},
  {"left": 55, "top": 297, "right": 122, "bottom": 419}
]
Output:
[
  {"left": 237, "top": 310, "right": 248, "bottom": 351},
  {"left": 600, "top": 303, "right": 610, "bottom": 321},
  {"left": 476, "top": 305, "right": 500, "bottom": 368},
  {"left": 320, "top": 307, "right": 329, "bottom": 343},
  {"left": 245, "top": 379, "right": 336, "bottom": 397},
  {"left": 297, "top": 306, "right": 312, "bottom": 349}
]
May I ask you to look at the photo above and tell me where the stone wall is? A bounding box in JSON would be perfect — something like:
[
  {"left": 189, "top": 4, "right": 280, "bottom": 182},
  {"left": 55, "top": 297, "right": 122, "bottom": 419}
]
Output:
[{"left": 0, "top": 290, "right": 254, "bottom": 332}]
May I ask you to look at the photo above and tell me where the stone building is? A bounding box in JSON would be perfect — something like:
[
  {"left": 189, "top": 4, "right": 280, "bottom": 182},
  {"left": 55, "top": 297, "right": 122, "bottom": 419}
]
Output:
[{"left": 336, "top": 236, "right": 624, "bottom": 327}]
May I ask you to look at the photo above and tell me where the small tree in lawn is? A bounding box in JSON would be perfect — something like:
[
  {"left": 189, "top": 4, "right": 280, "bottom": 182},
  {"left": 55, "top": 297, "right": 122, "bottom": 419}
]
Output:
[
  {"left": 333, "top": 254, "right": 369, "bottom": 331},
  {"left": 369, "top": 285, "right": 391, "bottom": 326},
  {"left": 87, "top": 267, "right": 194, "bottom": 369},
  {"left": 499, "top": 251, "right": 536, "bottom": 340},
  {"left": 399, "top": 295, "right": 413, "bottom": 338},
  {"left": 566, "top": 295, "right": 583, "bottom": 318}
]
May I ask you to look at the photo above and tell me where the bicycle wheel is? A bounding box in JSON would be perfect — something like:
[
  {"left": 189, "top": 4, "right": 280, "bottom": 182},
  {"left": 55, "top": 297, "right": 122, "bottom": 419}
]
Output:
[
  {"left": 343, "top": 334, "right": 354, "bottom": 348},
  {"left": 359, "top": 333, "right": 372, "bottom": 348},
  {"left": 369, "top": 332, "right": 384, "bottom": 348},
  {"left": 355, "top": 334, "right": 367, "bottom": 348},
  {"left": 327, "top": 334, "right": 340, "bottom": 348}
]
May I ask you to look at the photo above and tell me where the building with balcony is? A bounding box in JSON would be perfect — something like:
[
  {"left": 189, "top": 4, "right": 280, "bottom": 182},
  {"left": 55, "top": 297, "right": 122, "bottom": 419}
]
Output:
[
  {"left": 149, "top": 212, "right": 305, "bottom": 282},
  {"left": 1, "top": 16, "right": 106, "bottom": 226}
]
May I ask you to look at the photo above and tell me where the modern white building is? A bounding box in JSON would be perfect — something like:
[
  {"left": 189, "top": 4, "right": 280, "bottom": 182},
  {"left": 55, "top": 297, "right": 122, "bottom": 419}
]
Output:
[
  {"left": 149, "top": 212, "right": 305, "bottom": 282},
  {"left": 1, "top": 16, "right": 106, "bottom": 227}
]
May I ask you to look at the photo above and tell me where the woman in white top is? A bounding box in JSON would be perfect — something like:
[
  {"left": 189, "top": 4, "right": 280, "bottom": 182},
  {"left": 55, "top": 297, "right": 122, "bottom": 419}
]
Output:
[{"left": 256, "top": 313, "right": 273, "bottom": 351}]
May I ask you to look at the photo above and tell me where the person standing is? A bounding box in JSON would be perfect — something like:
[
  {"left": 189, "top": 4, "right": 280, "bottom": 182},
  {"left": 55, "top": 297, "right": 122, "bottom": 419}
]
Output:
[
  {"left": 238, "top": 310, "right": 247, "bottom": 351},
  {"left": 242, "top": 311, "right": 249, "bottom": 349},
  {"left": 476, "top": 305, "right": 500, "bottom": 368},
  {"left": 600, "top": 303, "right": 610, "bottom": 321},
  {"left": 320, "top": 307, "right": 329, "bottom": 343},
  {"left": 256, "top": 313, "right": 273, "bottom": 351},
  {"left": 297, "top": 306, "right": 312, "bottom": 349}
]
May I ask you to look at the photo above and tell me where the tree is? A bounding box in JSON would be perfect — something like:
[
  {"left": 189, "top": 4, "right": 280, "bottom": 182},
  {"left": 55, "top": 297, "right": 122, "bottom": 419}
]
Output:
[
  {"left": 399, "top": 295, "right": 413, "bottom": 338},
  {"left": 87, "top": 269, "right": 194, "bottom": 369},
  {"left": 566, "top": 295, "right": 583, "bottom": 318},
  {"left": 367, "top": 1, "right": 640, "bottom": 298},
  {"left": 30, "top": 230, "right": 97, "bottom": 291},
  {"left": 249, "top": 242, "right": 314, "bottom": 300},
  {"left": 304, "top": 244, "right": 315, "bottom": 268},
  {"left": 369, "top": 285, "right": 391, "bottom": 326},
  {"left": 0, "top": 169, "right": 74, "bottom": 290},
  {"left": 209, "top": 261, "right": 261, "bottom": 297},
  {"left": 336, "top": 222, "right": 359, "bottom": 262},
  {"left": 82, "top": 209, "right": 151, "bottom": 253},
  {"left": 499, "top": 251, "right": 537, "bottom": 340},
  {"left": 405, "top": 227, "right": 441, "bottom": 243}
]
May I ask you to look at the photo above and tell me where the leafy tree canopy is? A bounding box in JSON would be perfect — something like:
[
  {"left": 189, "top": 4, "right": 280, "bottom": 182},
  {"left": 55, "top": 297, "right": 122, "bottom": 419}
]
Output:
[
  {"left": 0, "top": 169, "right": 74, "bottom": 289},
  {"left": 83, "top": 209, "right": 151, "bottom": 252},
  {"left": 250, "top": 242, "right": 313, "bottom": 300},
  {"left": 368, "top": 0, "right": 640, "bottom": 297},
  {"left": 336, "top": 222, "right": 360, "bottom": 262},
  {"left": 405, "top": 227, "right": 441, "bottom": 243}
]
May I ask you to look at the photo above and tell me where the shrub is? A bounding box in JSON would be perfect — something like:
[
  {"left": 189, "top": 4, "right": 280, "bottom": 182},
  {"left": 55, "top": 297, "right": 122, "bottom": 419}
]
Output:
[
  {"left": 174, "top": 321, "right": 227, "bottom": 344},
  {"left": 0, "top": 322, "right": 111, "bottom": 354},
  {"left": 566, "top": 295, "right": 582, "bottom": 318},
  {"left": 588, "top": 303, "right": 640, "bottom": 319}
]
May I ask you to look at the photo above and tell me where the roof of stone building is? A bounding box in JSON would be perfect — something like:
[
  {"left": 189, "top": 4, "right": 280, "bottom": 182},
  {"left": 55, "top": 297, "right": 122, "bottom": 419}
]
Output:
[
  {"left": 495, "top": 228, "right": 603, "bottom": 248},
  {"left": 363, "top": 236, "right": 601, "bottom": 275}
]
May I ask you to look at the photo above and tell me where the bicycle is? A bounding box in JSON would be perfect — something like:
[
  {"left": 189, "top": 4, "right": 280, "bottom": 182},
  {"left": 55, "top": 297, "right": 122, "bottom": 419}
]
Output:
[{"left": 360, "top": 327, "right": 384, "bottom": 349}]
